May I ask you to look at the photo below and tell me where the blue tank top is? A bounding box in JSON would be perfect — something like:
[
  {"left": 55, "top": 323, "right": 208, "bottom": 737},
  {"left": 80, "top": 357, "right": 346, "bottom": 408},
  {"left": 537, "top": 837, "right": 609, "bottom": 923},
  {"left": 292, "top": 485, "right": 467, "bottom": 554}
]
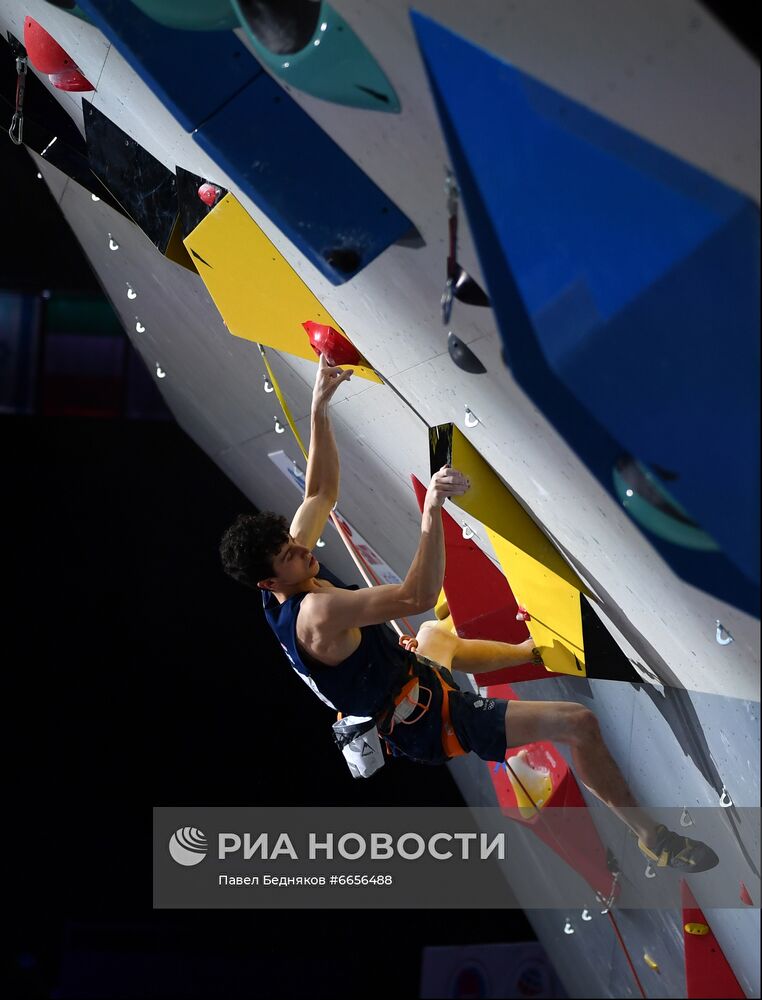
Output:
[{"left": 262, "top": 564, "right": 415, "bottom": 718}]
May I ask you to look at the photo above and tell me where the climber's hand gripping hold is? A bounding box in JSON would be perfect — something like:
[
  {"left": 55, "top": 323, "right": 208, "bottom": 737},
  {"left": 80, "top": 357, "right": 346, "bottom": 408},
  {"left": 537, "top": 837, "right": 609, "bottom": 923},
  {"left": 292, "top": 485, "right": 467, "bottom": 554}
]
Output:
[
  {"left": 312, "top": 352, "right": 353, "bottom": 409},
  {"left": 424, "top": 465, "right": 470, "bottom": 510}
]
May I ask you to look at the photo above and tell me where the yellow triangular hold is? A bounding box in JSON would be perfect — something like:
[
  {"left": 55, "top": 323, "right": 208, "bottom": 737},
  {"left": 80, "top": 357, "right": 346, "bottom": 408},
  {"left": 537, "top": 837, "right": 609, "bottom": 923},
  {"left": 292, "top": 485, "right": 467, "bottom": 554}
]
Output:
[
  {"left": 183, "top": 193, "right": 380, "bottom": 382},
  {"left": 506, "top": 750, "right": 553, "bottom": 819},
  {"left": 436, "top": 424, "right": 588, "bottom": 675}
]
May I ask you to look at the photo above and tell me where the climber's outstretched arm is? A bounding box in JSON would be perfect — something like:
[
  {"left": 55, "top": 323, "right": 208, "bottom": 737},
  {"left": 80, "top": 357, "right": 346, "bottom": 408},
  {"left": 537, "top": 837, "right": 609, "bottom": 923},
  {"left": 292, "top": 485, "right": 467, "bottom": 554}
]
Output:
[{"left": 291, "top": 355, "right": 352, "bottom": 549}]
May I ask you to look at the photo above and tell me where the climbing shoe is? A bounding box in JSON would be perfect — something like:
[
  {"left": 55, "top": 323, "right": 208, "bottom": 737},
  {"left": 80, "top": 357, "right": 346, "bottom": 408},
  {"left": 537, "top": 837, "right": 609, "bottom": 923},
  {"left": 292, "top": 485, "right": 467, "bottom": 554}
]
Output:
[{"left": 637, "top": 824, "right": 719, "bottom": 873}]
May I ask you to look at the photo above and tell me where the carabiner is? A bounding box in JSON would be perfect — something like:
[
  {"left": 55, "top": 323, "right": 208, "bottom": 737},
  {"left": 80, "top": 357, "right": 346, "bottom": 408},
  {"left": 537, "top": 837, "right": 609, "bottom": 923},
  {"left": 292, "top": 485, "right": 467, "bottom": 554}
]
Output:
[{"left": 9, "top": 56, "right": 27, "bottom": 146}]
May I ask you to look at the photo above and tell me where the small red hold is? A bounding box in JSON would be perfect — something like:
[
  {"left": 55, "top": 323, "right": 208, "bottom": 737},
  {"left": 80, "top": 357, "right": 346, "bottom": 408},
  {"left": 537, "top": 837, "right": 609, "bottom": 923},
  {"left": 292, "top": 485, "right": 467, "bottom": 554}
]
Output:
[
  {"left": 740, "top": 882, "right": 753, "bottom": 906},
  {"left": 515, "top": 606, "right": 531, "bottom": 622},
  {"left": 303, "top": 321, "right": 362, "bottom": 367},
  {"left": 197, "top": 183, "right": 222, "bottom": 207},
  {"left": 49, "top": 68, "right": 94, "bottom": 92},
  {"left": 24, "top": 17, "right": 73, "bottom": 74}
]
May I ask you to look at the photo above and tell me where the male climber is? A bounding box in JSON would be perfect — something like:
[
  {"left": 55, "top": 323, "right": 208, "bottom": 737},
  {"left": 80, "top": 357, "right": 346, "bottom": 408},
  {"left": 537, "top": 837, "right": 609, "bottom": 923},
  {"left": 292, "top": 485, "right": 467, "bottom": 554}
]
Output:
[{"left": 220, "top": 355, "right": 718, "bottom": 873}]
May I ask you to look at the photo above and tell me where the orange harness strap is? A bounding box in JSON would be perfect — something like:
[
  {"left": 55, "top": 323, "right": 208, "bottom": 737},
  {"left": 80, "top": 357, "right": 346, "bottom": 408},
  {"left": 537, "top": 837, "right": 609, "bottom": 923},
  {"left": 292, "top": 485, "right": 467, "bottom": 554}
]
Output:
[
  {"left": 433, "top": 667, "right": 468, "bottom": 759},
  {"left": 372, "top": 661, "right": 468, "bottom": 760}
]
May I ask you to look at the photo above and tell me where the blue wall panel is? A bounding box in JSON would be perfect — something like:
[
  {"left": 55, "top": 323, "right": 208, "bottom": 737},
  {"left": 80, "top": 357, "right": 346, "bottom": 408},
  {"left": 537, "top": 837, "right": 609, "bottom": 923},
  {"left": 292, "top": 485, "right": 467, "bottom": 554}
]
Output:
[
  {"left": 412, "top": 10, "right": 759, "bottom": 612},
  {"left": 75, "top": 0, "right": 262, "bottom": 132},
  {"left": 77, "top": 0, "right": 413, "bottom": 284},
  {"left": 192, "top": 71, "right": 413, "bottom": 284}
]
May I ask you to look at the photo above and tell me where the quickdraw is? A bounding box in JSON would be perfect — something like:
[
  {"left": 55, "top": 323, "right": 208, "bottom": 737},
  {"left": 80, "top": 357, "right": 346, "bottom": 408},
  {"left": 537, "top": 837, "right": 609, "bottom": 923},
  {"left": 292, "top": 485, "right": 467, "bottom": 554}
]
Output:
[
  {"left": 440, "top": 169, "right": 459, "bottom": 325},
  {"left": 9, "top": 54, "right": 27, "bottom": 146},
  {"left": 440, "top": 168, "right": 490, "bottom": 326}
]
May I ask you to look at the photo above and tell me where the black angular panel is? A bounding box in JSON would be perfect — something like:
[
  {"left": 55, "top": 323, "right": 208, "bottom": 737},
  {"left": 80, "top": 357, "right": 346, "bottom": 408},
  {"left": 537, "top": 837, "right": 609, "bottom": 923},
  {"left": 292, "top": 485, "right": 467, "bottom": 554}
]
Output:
[
  {"left": 429, "top": 423, "right": 454, "bottom": 476},
  {"left": 580, "top": 596, "right": 642, "bottom": 683},
  {"left": 83, "top": 99, "right": 178, "bottom": 252}
]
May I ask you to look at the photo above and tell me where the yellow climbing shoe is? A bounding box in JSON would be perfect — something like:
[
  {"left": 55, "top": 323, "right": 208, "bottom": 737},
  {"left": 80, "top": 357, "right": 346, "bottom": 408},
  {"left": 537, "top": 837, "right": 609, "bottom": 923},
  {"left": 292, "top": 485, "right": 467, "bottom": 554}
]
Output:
[{"left": 637, "top": 824, "right": 719, "bottom": 873}]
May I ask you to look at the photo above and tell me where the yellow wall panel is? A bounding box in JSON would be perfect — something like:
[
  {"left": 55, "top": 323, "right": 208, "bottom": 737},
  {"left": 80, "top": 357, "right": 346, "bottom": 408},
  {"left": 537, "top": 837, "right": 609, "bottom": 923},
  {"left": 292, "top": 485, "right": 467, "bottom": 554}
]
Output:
[
  {"left": 184, "top": 194, "right": 380, "bottom": 382},
  {"left": 437, "top": 425, "right": 587, "bottom": 675},
  {"left": 486, "top": 526, "right": 585, "bottom": 675},
  {"left": 447, "top": 426, "right": 588, "bottom": 594}
]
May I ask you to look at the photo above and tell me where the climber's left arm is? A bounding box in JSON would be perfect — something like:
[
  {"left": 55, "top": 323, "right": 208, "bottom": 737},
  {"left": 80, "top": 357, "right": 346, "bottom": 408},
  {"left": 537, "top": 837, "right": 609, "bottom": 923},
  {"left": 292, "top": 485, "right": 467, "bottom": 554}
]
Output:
[{"left": 290, "top": 357, "right": 351, "bottom": 548}]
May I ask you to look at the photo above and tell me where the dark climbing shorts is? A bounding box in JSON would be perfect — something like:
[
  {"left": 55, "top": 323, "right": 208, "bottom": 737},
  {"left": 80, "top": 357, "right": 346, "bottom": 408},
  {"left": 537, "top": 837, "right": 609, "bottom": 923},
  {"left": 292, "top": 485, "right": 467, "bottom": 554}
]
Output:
[
  {"left": 380, "top": 657, "right": 509, "bottom": 766},
  {"left": 448, "top": 687, "right": 510, "bottom": 763}
]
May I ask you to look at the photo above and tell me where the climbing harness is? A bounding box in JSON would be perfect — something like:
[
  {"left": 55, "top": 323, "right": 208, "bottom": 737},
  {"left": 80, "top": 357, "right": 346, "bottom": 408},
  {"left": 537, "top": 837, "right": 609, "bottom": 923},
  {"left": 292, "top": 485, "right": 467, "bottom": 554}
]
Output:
[
  {"left": 332, "top": 657, "right": 469, "bottom": 778},
  {"left": 9, "top": 54, "right": 27, "bottom": 145},
  {"left": 435, "top": 665, "right": 468, "bottom": 758},
  {"left": 378, "top": 658, "right": 467, "bottom": 760}
]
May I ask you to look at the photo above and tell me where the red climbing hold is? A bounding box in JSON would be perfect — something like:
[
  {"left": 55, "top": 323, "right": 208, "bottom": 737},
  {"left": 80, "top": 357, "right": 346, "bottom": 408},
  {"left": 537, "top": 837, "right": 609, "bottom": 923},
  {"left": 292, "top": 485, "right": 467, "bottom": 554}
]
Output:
[
  {"left": 197, "top": 183, "right": 222, "bottom": 207},
  {"left": 515, "top": 606, "right": 531, "bottom": 622},
  {"left": 49, "top": 67, "right": 94, "bottom": 92},
  {"left": 23, "top": 17, "right": 74, "bottom": 74},
  {"left": 303, "top": 321, "right": 362, "bottom": 367},
  {"left": 739, "top": 881, "right": 753, "bottom": 906}
]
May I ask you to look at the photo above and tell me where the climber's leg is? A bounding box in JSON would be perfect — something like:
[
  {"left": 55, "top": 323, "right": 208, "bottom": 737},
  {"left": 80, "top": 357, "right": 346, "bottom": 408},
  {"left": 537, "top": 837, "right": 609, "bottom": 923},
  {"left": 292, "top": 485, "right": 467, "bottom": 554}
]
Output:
[
  {"left": 412, "top": 619, "right": 539, "bottom": 673},
  {"left": 451, "top": 635, "right": 540, "bottom": 673},
  {"left": 505, "top": 700, "right": 660, "bottom": 847}
]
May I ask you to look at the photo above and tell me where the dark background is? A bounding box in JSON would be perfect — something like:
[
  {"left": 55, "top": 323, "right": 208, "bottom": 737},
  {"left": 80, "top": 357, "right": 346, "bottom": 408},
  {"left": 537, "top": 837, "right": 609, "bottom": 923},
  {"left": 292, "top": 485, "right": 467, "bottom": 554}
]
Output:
[
  {"left": 5, "top": 412, "right": 532, "bottom": 998},
  {"left": 1, "top": 102, "right": 532, "bottom": 1000}
]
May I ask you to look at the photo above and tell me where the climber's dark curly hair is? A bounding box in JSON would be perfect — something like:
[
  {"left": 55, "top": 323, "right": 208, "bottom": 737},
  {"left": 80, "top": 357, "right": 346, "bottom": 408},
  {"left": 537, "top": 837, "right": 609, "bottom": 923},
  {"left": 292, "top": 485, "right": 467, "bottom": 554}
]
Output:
[{"left": 219, "top": 511, "right": 290, "bottom": 591}]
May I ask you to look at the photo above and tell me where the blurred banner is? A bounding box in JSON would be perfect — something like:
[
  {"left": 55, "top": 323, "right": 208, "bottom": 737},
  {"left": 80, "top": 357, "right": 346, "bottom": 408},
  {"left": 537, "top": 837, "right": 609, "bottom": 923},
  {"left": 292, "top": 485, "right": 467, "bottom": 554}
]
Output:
[{"left": 420, "top": 942, "right": 567, "bottom": 999}]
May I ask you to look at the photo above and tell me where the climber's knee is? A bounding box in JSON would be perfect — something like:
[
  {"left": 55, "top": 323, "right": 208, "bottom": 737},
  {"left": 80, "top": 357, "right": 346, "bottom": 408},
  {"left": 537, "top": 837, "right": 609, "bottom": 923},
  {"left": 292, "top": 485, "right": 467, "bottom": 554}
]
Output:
[
  {"left": 505, "top": 700, "right": 598, "bottom": 749},
  {"left": 414, "top": 620, "right": 458, "bottom": 669},
  {"left": 570, "top": 708, "right": 600, "bottom": 747}
]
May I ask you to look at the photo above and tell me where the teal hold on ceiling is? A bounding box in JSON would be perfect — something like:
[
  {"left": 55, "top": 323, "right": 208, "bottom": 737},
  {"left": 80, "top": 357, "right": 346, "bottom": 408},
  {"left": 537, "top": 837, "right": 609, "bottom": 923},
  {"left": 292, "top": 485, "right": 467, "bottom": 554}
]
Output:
[{"left": 230, "top": 1, "right": 400, "bottom": 112}]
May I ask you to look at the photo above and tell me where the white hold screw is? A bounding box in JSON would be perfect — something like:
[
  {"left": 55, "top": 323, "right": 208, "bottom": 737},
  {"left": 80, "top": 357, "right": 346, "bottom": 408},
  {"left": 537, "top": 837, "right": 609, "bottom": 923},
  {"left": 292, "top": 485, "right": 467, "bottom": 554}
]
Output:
[
  {"left": 464, "top": 405, "right": 479, "bottom": 428},
  {"left": 715, "top": 620, "right": 733, "bottom": 645}
]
